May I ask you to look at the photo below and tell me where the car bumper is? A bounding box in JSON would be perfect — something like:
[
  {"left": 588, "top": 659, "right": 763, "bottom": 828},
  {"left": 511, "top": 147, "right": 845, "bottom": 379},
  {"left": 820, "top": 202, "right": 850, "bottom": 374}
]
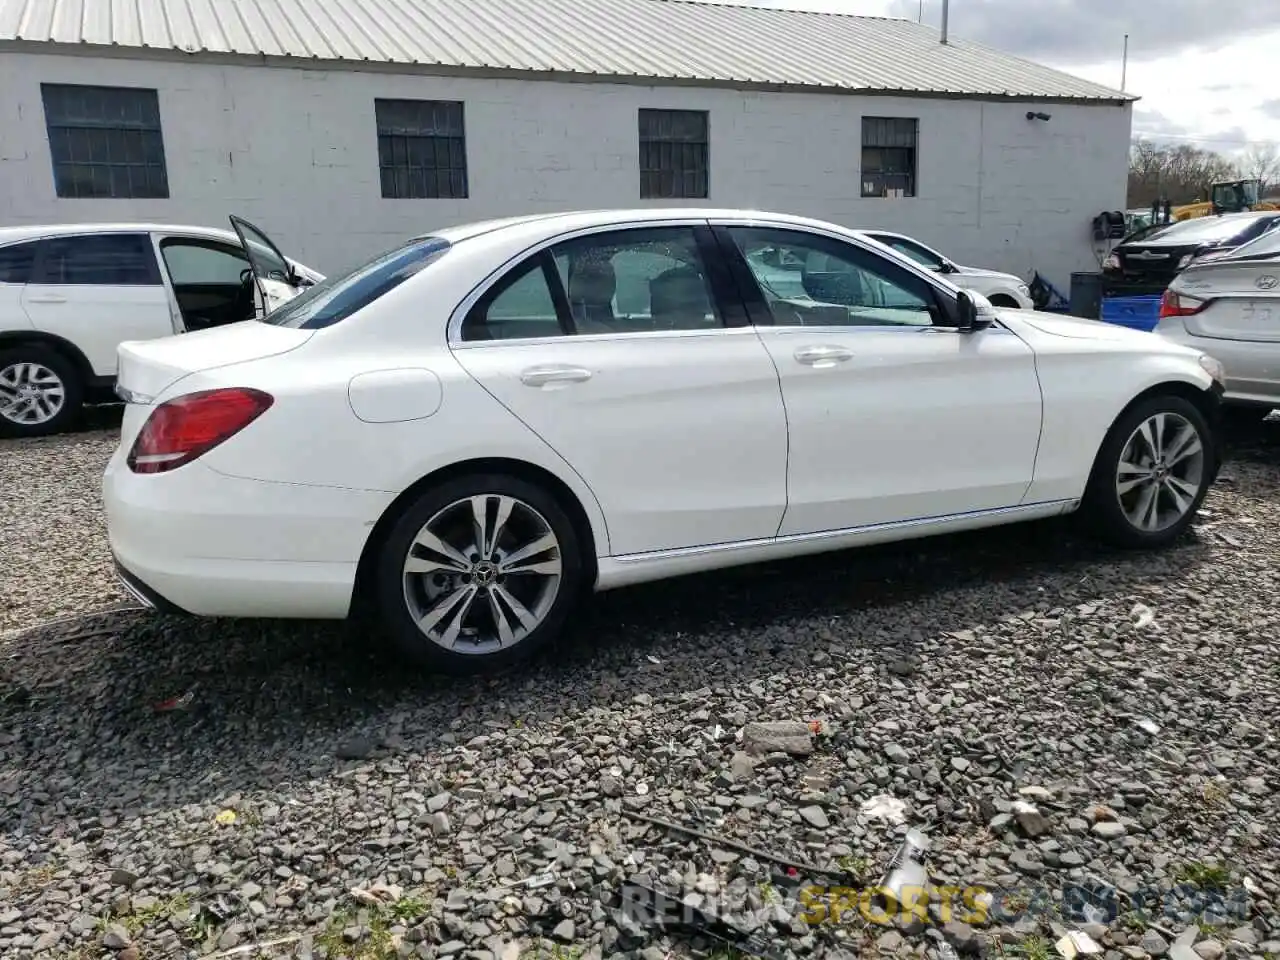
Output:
[
  {"left": 1154, "top": 322, "right": 1280, "bottom": 408},
  {"left": 103, "top": 448, "right": 393, "bottom": 619}
]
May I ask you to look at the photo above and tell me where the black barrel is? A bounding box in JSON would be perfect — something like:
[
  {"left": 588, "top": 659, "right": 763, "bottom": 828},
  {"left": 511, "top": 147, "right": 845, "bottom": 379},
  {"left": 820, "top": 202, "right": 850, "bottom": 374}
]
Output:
[{"left": 1069, "top": 271, "right": 1103, "bottom": 320}]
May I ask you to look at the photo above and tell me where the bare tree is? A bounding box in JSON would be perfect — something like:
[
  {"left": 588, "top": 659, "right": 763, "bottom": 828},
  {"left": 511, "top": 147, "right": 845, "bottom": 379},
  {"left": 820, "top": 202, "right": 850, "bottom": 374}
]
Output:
[
  {"left": 1128, "top": 139, "right": 1240, "bottom": 207},
  {"left": 1240, "top": 143, "right": 1280, "bottom": 196}
]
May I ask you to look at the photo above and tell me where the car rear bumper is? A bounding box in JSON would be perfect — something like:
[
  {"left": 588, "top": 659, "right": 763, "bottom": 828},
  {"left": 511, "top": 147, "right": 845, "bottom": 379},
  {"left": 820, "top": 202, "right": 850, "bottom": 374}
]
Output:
[
  {"left": 103, "top": 448, "right": 392, "bottom": 619},
  {"left": 1153, "top": 323, "right": 1280, "bottom": 408}
]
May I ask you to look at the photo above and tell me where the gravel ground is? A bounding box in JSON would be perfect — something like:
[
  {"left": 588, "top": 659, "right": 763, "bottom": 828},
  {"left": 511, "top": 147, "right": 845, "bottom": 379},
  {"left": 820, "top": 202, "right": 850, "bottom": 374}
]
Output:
[{"left": 2, "top": 411, "right": 1280, "bottom": 960}]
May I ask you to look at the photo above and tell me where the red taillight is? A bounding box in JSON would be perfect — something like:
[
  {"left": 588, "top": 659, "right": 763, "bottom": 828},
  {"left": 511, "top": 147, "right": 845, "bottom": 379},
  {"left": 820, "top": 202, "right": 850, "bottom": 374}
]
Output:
[
  {"left": 127, "top": 387, "right": 273, "bottom": 474},
  {"left": 1159, "top": 289, "right": 1208, "bottom": 319}
]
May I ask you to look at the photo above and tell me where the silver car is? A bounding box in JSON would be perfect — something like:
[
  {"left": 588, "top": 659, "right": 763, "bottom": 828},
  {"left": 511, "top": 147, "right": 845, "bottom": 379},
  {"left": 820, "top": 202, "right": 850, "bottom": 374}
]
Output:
[{"left": 1155, "top": 227, "right": 1280, "bottom": 423}]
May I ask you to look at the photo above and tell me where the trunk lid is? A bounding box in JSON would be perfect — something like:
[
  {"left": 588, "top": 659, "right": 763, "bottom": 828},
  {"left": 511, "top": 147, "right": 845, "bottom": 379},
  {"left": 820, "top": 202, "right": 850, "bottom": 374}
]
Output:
[
  {"left": 116, "top": 320, "right": 313, "bottom": 402},
  {"left": 1177, "top": 261, "right": 1280, "bottom": 342}
]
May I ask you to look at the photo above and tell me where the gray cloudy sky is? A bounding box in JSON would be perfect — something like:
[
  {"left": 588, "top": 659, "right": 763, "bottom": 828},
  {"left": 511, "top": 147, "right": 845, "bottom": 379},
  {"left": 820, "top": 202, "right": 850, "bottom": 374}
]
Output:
[
  {"left": 728, "top": 0, "right": 1278, "bottom": 154},
  {"left": 885, "top": 0, "right": 1280, "bottom": 65}
]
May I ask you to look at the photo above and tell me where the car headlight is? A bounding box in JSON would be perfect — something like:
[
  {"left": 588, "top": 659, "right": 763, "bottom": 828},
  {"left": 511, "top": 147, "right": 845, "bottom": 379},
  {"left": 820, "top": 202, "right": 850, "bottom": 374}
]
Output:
[
  {"left": 1198, "top": 354, "right": 1225, "bottom": 385},
  {"left": 1103, "top": 253, "right": 1120, "bottom": 270}
]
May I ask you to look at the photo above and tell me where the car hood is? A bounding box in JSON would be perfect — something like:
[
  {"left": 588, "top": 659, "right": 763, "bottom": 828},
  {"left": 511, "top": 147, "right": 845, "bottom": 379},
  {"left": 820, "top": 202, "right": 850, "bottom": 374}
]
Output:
[
  {"left": 1004, "top": 310, "right": 1188, "bottom": 348},
  {"left": 955, "top": 265, "right": 1023, "bottom": 285}
]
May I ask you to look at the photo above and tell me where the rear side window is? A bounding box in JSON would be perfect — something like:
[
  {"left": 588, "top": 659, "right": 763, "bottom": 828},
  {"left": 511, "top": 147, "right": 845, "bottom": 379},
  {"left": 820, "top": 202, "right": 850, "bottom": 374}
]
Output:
[
  {"left": 262, "top": 237, "right": 451, "bottom": 330},
  {"left": 0, "top": 241, "right": 39, "bottom": 284},
  {"left": 34, "top": 233, "right": 160, "bottom": 285}
]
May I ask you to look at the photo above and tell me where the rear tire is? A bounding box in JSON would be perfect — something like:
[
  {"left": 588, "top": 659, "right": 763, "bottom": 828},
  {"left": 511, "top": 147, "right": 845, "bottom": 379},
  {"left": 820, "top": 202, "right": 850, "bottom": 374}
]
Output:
[
  {"left": 0, "top": 345, "right": 83, "bottom": 438},
  {"left": 372, "top": 473, "right": 584, "bottom": 675},
  {"left": 1080, "top": 393, "right": 1214, "bottom": 549}
]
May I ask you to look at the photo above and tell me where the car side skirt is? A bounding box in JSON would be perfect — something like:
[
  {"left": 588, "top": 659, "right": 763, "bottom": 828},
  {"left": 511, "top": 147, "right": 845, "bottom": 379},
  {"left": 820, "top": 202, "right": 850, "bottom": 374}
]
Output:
[{"left": 594, "top": 498, "right": 1078, "bottom": 591}]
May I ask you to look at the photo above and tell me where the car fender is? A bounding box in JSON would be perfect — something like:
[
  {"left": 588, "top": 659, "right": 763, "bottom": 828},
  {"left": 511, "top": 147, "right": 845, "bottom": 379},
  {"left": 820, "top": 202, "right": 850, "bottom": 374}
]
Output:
[{"left": 1012, "top": 334, "right": 1216, "bottom": 504}]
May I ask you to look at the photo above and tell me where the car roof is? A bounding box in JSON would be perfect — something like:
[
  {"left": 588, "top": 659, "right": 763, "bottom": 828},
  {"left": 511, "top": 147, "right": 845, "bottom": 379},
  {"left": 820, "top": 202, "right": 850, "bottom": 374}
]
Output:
[
  {"left": 422, "top": 208, "right": 879, "bottom": 246},
  {"left": 0, "top": 222, "right": 243, "bottom": 246}
]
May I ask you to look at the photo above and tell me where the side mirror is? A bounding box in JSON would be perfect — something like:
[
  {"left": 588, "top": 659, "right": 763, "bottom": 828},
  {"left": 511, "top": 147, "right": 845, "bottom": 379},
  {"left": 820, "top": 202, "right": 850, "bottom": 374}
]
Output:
[
  {"left": 956, "top": 291, "right": 992, "bottom": 333},
  {"left": 940, "top": 260, "right": 958, "bottom": 274}
]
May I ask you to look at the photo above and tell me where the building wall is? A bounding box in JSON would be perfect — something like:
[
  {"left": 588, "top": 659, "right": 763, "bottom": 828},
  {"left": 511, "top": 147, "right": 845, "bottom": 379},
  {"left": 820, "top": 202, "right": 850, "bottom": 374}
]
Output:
[{"left": 0, "top": 50, "right": 1132, "bottom": 290}]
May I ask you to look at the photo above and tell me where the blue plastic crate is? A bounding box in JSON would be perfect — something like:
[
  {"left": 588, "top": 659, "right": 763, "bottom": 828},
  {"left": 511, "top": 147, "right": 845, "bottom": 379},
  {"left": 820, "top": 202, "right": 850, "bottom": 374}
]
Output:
[{"left": 1099, "top": 294, "right": 1162, "bottom": 332}]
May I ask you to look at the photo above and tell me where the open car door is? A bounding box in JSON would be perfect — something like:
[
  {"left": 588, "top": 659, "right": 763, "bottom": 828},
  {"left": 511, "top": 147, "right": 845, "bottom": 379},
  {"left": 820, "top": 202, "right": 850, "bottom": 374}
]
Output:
[{"left": 229, "top": 215, "right": 308, "bottom": 317}]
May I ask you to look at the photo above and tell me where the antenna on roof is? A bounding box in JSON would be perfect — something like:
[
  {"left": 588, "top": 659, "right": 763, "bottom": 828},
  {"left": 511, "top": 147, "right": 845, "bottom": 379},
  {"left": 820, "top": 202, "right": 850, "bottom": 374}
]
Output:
[
  {"left": 1121, "top": 33, "right": 1129, "bottom": 91},
  {"left": 940, "top": 0, "right": 950, "bottom": 44},
  {"left": 917, "top": 0, "right": 923, "bottom": 22}
]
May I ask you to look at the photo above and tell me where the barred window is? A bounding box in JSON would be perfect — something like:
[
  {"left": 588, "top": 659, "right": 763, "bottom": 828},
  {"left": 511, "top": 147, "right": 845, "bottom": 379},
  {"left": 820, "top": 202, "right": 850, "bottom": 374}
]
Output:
[
  {"left": 41, "top": 84, "right": 169, "bottom": 199},
  {"left": 639, "top": 109, "right": 709, "bottom": 200},
  {"left": 861, "top": 117, "right": 918, "bottom": 199},
  {"left": 375, "top": 99, "right": 468, "bottom": 200}
]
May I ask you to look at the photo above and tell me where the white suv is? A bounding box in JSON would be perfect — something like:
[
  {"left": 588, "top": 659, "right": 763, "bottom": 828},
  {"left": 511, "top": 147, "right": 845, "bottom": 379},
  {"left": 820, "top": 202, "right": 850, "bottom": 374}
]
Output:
[
  {"left": 0, "top": 217, "right": 320, "bottom": 437},
  {"left": 862, "top": 230, "right": 1034, "bottom": 309}
]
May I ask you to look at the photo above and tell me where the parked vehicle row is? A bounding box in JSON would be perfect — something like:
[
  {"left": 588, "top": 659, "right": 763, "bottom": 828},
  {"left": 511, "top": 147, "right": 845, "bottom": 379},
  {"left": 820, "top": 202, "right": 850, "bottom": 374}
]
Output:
[
  {"left": 1156, "top": 225, "right": 1280, "bottom": 423},
  {"left": 100, "top": 208, "right": 1224, "bottom": 674},
  {"left": 1101, "top": 210, "right": 1280, "bottom": 422},
  {"left": 1104, "top": 211, "right": 1280, "bottom": 289}
]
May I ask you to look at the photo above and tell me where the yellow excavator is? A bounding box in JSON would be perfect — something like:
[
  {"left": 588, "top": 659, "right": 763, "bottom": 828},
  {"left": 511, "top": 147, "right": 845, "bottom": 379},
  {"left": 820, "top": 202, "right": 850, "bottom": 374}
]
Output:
[{"left": 1170, "top": 178, "right": 1280, "bottom": 221}]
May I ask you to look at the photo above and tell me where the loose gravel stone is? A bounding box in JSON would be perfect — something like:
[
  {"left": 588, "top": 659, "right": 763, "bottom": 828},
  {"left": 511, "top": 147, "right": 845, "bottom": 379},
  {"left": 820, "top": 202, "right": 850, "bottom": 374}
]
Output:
[{"left": 2, "top": 417, "right": 1280, "bottom": 960}]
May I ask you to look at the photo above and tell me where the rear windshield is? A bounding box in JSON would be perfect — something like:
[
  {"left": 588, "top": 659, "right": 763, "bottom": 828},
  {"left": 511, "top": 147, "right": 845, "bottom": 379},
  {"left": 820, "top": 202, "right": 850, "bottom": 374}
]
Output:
[
  {"left": 262, "top": 236, "right": 451, "bottom": 329},
  {"left": 1223, "top": 224, "right": 1280, "bottom": 262},
  {"left": 1141, "top": 216, "right": 1271, "bottom": 245}
]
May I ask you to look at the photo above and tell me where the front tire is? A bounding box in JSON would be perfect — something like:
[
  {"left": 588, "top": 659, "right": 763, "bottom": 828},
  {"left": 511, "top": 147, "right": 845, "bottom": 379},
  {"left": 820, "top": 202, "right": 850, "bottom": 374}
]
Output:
[
  {"left": 372, "top": 473, "right": 584, "bottom": 675},
  {"left": 1081, "top": 393, "right": 1215, "bottom": 549},
  {"left": 0, "top": 346, "right": 83, "bottom": 438}
]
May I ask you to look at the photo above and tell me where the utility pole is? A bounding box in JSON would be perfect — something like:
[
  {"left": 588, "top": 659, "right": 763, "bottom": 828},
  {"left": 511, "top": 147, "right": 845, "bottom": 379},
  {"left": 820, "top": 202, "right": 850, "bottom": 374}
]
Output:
[
  {"left": 918, "top": 0, "right": 924, "bottom": 23},
  {"left": 1121, "top": 33, "right": 1129, "bottom": 92},
  {"left": 940, "top": 0, "right": 949, "bottom": 44}
]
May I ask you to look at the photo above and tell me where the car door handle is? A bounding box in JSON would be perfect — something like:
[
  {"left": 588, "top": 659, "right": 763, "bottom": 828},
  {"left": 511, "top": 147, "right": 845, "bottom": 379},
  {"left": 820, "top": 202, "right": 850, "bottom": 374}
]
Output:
[
  {"left": 519, "top": 365, "right": 593, "bottom": 387},
  {"left": 794, "top": 345, "right": 854, "bottom": 366},
  {"left": 26, "top": 295, "right": 67, "bottom": 304}
]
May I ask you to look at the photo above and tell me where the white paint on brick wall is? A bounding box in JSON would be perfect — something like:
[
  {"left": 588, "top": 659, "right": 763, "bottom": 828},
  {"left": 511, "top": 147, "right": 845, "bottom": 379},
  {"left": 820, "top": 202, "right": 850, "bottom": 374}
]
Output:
[{"left": 0, "top": 52, "right": 1131, "bottom": 291}]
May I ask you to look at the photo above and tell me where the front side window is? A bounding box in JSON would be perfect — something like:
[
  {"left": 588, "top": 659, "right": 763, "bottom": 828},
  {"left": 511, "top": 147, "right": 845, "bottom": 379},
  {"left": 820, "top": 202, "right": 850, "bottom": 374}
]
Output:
[
  {"left": 728, "top": 227, "right": 938, "bottom": 328},
  {"left": 41, "top": 83, "right": 169, "bottom": 199},
  {"left": 35, "top": 234, "right": 159, "bottom": 286},
  {"left": 160, "top": 241, "right": 249, "bottom": 285},
  {"left": 461, "top": 227, "right": 723, "bottom": 341},
  {"left": 0, "top": 241, "right": 40, "bottom": 285},
  {"left": 862, "top": 117, "right": 918, "bottom": 199},
  {"left": 261, "top": 237, "right": 451, "bottom": 329}
]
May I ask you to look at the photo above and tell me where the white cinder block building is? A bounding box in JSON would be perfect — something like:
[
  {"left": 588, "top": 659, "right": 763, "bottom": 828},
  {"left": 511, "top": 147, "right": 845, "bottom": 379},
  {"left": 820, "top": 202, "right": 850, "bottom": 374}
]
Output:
[{"left": 0, "top": 0, "right": 1133, "bottom": 288}]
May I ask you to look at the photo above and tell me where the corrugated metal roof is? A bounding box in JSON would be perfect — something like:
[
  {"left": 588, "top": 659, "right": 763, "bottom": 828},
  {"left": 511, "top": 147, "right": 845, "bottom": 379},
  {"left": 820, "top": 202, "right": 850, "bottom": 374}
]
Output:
[{"left": 0, "top": 0, "right": 1133, "bottom": 102}]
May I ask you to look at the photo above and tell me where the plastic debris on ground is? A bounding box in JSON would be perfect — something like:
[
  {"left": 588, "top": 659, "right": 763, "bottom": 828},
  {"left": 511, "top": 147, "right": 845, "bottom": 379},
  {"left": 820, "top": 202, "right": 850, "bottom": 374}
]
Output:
[
  {"left": 1056, "top": 930, "right": 1104, "bottom": 957},
  {"left": 880, "top": 827, "right": 930, "bottom": 907},
  {"left": 1130, "top": 602, "right": 1155, "bottom": 629},
  {"left": 859, "top": 794, "right": 909, "bottom": 825},
  {"left": 153, "top": 689, "right": 196, "bottom": 712}
]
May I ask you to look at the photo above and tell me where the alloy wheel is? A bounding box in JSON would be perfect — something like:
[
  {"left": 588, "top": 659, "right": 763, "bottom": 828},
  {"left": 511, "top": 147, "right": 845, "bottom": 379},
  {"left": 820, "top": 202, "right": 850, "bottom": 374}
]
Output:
[
  {"left": 0, "top": 362, "right": 66, "bottom": 426},
  {"left": 1114, "top": 411, "right": 1206, "bottom": 533},
  {"left": 401, "top": 494, "right": 563, "bottom": 654}
]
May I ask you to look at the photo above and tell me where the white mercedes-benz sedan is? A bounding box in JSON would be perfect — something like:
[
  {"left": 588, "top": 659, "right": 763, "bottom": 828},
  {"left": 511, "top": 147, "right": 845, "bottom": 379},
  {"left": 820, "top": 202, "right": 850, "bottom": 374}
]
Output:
[{"left": 104, "top": 209, "right": 1226, "bottom": 673}]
